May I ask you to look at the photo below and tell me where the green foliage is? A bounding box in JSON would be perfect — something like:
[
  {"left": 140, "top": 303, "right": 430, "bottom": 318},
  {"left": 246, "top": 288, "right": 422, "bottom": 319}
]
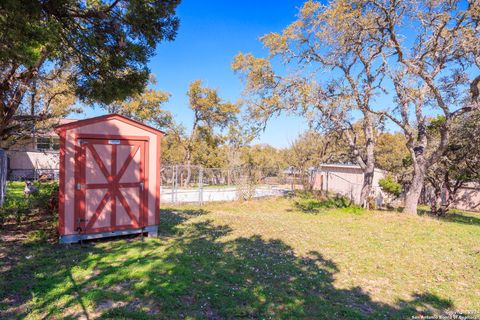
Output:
[
  {"left": 286, "top": 131, "right": 348, "bottom": 187},
  {"left": 25, "top": 230, "right": 49, "bottom": 245},
  {"left": 240, "top": 144, "right": 285, "bottom": 176},
  {"left": 0, "top": 0, "right": 181, "bottom": 141},
  {"left": 379, "top": 175, "right": 403, "bottom": 197},
  {"left": 233, "top": 0, "right": 478, "bottom": 215},
  {"left": 426, "top": 111, "right": 480, "bottom": 212},
  {"left": 294, "top": 193, "right": 360, "bottom": 213},
  {"left": 161, "top": 133, "right": 186, "bottom": 165},
  {"left": 191, "top": 127, "right": 229, "bottom": 168},
  {"left": 0, "top": 181, "right": 58, "bottom": 226},
  {"left": 103, "top": 74, "right": 173, "bottom": 129},
  {"left": 375, "top": 132, "right": 410, "bottom": 174},
  {"left": 0, "top": 0, "right": 180, "bottom": 104},
  {"left": 163, "top": 80, "right": 239, "bottom": 169},
  {"left": 187, "top": 80, "right": 239, "bottom": 129},
  {"left": 427, "top": 115, "right": 447, "bottom": 133}
]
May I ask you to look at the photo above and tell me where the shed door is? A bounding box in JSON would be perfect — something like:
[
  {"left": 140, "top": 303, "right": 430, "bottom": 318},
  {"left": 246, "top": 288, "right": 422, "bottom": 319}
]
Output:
[{"left": 75, "top": 138, "right": 147, "bottom": 234}]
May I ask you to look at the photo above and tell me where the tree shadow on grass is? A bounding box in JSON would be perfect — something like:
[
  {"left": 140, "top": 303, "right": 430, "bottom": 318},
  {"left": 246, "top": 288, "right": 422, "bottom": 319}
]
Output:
[
  {"left": 1, "top": 207, "right": 456, "bottom": 319},
  {"left": 416, "top": 208, "right": 480, "bottom": 226},
  {"left": 442, "top": 213, "right": 480, "bottom": 226},
  {"left": 376, "top": 206, "right": 480, "bottom": 227}
]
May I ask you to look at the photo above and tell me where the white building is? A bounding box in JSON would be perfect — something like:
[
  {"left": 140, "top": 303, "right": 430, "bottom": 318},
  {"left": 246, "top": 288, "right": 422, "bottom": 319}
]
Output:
[
  {"left": 2, "top": 119, "right": 76, "bottom": 180},
  {"left": 311, "top": 164, "right": 386, "bottom": 205}
]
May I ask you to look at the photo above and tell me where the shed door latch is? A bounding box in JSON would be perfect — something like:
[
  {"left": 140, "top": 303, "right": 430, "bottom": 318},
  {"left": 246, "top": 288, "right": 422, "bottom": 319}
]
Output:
[{"left": 76, "top": 183, "right": 85, "bottom": 190}]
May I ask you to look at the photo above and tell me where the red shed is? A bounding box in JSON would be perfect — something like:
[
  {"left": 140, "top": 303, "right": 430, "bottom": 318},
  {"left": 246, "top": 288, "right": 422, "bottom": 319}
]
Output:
[{"left": 55, "top": 114, "right": 164, "bottom": 243}]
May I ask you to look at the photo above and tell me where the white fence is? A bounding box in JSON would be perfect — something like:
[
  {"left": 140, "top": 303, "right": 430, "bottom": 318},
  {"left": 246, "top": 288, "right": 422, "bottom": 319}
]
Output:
[
  {"left": 160, "top": 165, "right": 288, "bottom": 205},
  {"left": 160, "top": 185, "right": 287, "bottom": 205}
]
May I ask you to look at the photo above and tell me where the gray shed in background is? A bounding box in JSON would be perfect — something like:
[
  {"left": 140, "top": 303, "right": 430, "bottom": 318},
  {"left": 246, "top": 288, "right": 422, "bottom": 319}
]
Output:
[{"left": 311, "top": 164, "right": 386, "bottom": 205}]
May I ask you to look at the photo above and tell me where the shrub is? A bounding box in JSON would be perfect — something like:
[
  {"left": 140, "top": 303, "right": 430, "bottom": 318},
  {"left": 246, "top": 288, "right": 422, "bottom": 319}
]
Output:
[
  {"left": 25, "top": 230, "right": 49, "bottom": 244},
  {"left": 295, "top": 194, "right": 358, "bottom": 213},
  {"left": 0, "top": 181, "right": 58, "bottom": 227},
  {"left": 295, "top": 198, "right": 323, "bottom": 212},
  {"left": 379, "top": 175, "right": 403, "bottom": 198}
]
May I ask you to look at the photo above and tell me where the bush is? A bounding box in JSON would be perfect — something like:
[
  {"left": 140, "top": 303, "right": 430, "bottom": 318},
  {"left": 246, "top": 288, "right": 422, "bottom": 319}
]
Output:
[
  {"left": 379, "top": 175, "right": 403, "bottom": 197},
  {"left": 25, "top": 230, "right": 49, "bottom": 244},
  {"left": 295, "top": 198, "right": 323, "bottom": 212},
  {"left": 0, "top": 181, "right": 58, "bottom": 227},
  {"left": 295, "top": 193, "right": 358, "bottom": 213}
]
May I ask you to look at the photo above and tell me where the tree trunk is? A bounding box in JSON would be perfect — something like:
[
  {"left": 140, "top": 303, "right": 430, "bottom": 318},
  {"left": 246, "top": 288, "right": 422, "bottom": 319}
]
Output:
[
  {"left": 184, "top": 161, "right": 192, "bottom": 187},
  {"left": 360, "top": 168, "right": 374, "bottom": 208},
  {"left": 404, "top": 116, "right": 439, "bottom": 215},
  {"left": 359, "top": 114, "right": 375, "bottom": 208},
  {"left": 183, "top": 126, "right": 197, "bottom": 187},
  {"left": 404, "top": 162, "right": 426, "bottom": 215},
  {"left": 0, "top": 50, "right": 48, "bottom": 140}
]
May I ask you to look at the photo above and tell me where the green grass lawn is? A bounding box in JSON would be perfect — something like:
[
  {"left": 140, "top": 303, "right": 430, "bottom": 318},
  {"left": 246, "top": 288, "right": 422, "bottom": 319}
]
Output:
[
  {"left": 1, "top": 192, "right": 479, "bottom": 319},
  {"left": 0, "top": 181, "right": 57, "bottom": 224}
]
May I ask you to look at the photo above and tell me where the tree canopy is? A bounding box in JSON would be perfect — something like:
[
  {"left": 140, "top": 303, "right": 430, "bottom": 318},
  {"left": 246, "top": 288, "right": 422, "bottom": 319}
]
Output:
[
  {"left": 101, "top": 74, "right": 173, "bottom": 129},
  {"left": 233, "top": 0, "right": 479, "bottom": 213},
  {"left": 0, "top": 0, "right": 180, "bottom": 140},
  {"left": 232, "top": 0, "right": 396, "bottom": 207},
  {"left": 426, "top": 111, "right": 480, "bottom": 214}
]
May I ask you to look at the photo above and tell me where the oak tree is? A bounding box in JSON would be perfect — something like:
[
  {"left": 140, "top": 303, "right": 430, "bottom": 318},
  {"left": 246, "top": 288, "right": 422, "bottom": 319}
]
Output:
[
  {"left": 102, "top": 74, "right": 173, "bottom": 129},
  {"left": 167, "top": 80, "right": 239, "bottom": 184},
  {"left": 285, "top": 131, "right": 346, "bottom": 190},
  {"left": 1, "top": 67, "right": 80, "bottom": 149},
  {"left": 369, "top": 0, "right": 479, "bottom": 214},
  {"left": 426, "top": 112, "right": 480, "bottom": 215},
  {"left": 233, "top": 0, "right": 389, "bottom": 206}
]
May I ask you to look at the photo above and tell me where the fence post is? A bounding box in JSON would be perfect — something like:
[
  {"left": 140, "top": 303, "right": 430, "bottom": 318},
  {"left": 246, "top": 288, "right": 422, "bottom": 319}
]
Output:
[
  {"left": 175, "top": 165, "right": 179, "bottom": 204},
  {"left": 171, "top": 165, "right": 176, "bottom": 204},
  {"left": 199, "top": 166, "right": 204, "bottom": 205},
  {"left": 0, "top": 149, "right": 6, "bottom": 207},
  {"left": 326, "top": 172, "right": 329, "bottom": 194}
]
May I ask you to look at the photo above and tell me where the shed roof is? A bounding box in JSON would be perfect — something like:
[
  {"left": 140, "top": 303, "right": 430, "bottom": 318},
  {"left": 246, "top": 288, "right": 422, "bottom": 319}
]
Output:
[
  {"left": 54, "top": 114, "right": 165, "bottom": 135},
  {"left": 317, "top": 163, "right": 385, "bottom": 173}
]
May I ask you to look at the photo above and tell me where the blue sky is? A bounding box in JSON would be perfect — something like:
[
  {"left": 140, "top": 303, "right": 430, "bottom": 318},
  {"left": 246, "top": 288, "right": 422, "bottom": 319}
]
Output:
[
  {"left": 81, "top": 0, "right": 310, "bottom": 148},
  {"left": 77, "top": 0, "right": 477, "bottom": 148}
]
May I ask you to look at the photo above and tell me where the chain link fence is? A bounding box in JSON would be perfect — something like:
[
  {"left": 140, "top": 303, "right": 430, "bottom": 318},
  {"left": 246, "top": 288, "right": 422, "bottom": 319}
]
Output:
[
  {"left": 2, "top": 159, "right": 381, "bottom": 206},
  {"left": 8, "top": 168, "right": 60, "bottom": 181},
  {"left": 160, "top": 165, "right": 289, "bottom": 205}
]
